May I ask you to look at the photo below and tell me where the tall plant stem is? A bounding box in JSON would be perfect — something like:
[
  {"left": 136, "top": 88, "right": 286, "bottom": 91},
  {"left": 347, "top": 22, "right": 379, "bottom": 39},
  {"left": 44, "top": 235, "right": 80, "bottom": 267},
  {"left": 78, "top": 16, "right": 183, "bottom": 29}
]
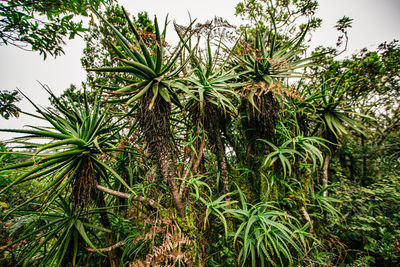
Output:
[
  {"left": 138, "top": 92, "right": 186, "bottom": 219},
  {"left": 215, "top": 133, "right": 230, "bottom": 200},
  {"left": 180, "top": 134, "right": 206, "bottom": 195},
  {"left": 156, "top": 141, "right": 186, "bottom": 218},
  {"left": 300, "top": 205, "right": 313, "bottom": 232},
  {"left": 322, "top": 152, "right": 331, "bottom": 197}
]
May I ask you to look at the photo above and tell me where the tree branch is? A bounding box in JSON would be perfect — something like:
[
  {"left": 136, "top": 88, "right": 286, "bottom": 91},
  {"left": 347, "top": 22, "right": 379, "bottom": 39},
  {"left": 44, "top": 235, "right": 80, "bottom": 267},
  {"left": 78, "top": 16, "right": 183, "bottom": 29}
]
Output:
[
  {"left": 300, "top": 205, "right": 313, "bottom": 232},
  {"left": 96, "top": 184, "right": 164, "bottom": 210},
  {"left": 85, "top": 241, "right": 125, "bottom": 253}
]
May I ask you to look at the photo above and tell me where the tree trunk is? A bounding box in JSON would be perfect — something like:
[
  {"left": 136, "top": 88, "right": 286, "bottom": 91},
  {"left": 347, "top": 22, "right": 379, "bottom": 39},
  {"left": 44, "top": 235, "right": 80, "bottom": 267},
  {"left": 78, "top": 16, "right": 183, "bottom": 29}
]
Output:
[
  {"left": 137, "top": 93, "right": 186, "bottom": 219},
  {"left": 156, "top": 141, "right": 186, "bottom": 218},
  {"left": 322, "top": 153, "right": 331, "bottom": 197}
]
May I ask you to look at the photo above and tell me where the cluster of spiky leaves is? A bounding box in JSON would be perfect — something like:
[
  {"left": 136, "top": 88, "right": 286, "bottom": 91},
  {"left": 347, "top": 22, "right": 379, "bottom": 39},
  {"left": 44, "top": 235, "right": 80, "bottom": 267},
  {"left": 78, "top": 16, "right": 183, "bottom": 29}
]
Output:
[
  {"left": 2, "top": 196, "right": 110, "bottom": 266},
  {"left": 0, "top": 86, "right": 131, "bottom": 214},
  {"left": 88, "top": 7, "right": 194, "bottom": 108},
  {"left": 228, "top": 188, "right": 308, "bottom": 267},
  {"left": 182, "top": 36, "right": 241, "bottom": 118}
]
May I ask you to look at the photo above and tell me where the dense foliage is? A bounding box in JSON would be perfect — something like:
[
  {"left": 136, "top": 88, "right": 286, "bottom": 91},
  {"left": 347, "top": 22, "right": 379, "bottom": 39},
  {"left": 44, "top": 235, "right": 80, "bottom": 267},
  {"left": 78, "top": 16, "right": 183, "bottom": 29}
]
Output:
[
  {"left": 0, "top": 1, "right": 399, "bottom": 266},
  {"left": 0, "top": 0, "right": 113, "bottom": 58},
  {"left": 0, "top": 90, "right": 21, "bottom": 120}
]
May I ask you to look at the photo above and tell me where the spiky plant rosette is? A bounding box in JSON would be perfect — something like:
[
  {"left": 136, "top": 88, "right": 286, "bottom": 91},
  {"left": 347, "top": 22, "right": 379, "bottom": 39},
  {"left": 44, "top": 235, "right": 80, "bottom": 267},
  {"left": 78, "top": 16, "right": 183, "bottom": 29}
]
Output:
[
  {"left": 235, "top": 23, "right": 318, "bottom": 142},
  {"left": 86, "top": 6, "right": 196, "bottom": 175},
  {"left": 0, "top": 196, "right": 111, "bottom": 266},
  {"left": 313, "top": 74, "right": 369, "bottom": 142},
  {"left": 291, "top": 73, "right": 370, "bottom": 148},
  {"left": 179, "top": 35, "right": 242, "bottom": 146},
  {"left": 225, "top": 187, "right": 309, "bottom": 267},
  {"left": 87, "top": 7, "right": 195, "bottom": 109},
  {"left": 0, "top": 87, "right": 131, "bottom": 214}
]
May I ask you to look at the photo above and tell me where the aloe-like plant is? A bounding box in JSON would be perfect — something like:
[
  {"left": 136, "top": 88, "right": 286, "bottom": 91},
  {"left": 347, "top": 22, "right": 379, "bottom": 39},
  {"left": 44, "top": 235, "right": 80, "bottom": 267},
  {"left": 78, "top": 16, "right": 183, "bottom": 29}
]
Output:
[
  {"left": 198, "top": 192, "right": 235, "bottom": 235},
  {"left": 310, "top": 184, "right": 343, "bottom": 220},
  {"left": 301, "top": 73, "right": 370, "bottom": 195},
  {"left": 0, "top": 87, "right": 130, "bottom": 215},
  {"left": 260, "top": 135, "right": 326, "bottom": 178},
  {"left": 180, "top": 34, "right": 242, "bottom": 197},
  {"left": 1, "top": 196, "right": 111, "bottom": 266},
  {"left": 87, "top": 7, "right": 196, "bottom": 218},
  {"left": 236, "top": 22, "right": 318, "bottom": 143},
  {"left": 182, "top": 36, "right": 240, "bottom": 116},
  {"left": 88, "top": 7, "right": 193, "bottom": 107},
  {"left": 225, "top": 187, "right": 307, "bottom": 267},
  {"left": 311, "top": 74, "right": 368, "bottom": 140},
  {"left": 0, "top": 88, "right": 131, "bottom": 267},
  {"left": 238, "top": 25, "right": 314, "bottom": 83}
]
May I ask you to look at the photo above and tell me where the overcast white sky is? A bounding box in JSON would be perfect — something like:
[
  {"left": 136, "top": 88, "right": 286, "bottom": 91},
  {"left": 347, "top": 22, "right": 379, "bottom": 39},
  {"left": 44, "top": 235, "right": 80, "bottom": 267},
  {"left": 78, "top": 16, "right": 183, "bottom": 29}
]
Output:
[{"left": 0, "top": 0, "right": 399, "bottom": 141}]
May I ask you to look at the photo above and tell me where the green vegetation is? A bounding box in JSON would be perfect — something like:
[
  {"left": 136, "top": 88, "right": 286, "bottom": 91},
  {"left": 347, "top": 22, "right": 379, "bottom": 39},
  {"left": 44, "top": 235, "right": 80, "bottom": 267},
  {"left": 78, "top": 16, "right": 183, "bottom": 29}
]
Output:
[
  {"left": 0, "top": 0, "right": 113, "bottom": 58},
  {"left": 0, "top": 0, "right": 399, "bottom": 266}
]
